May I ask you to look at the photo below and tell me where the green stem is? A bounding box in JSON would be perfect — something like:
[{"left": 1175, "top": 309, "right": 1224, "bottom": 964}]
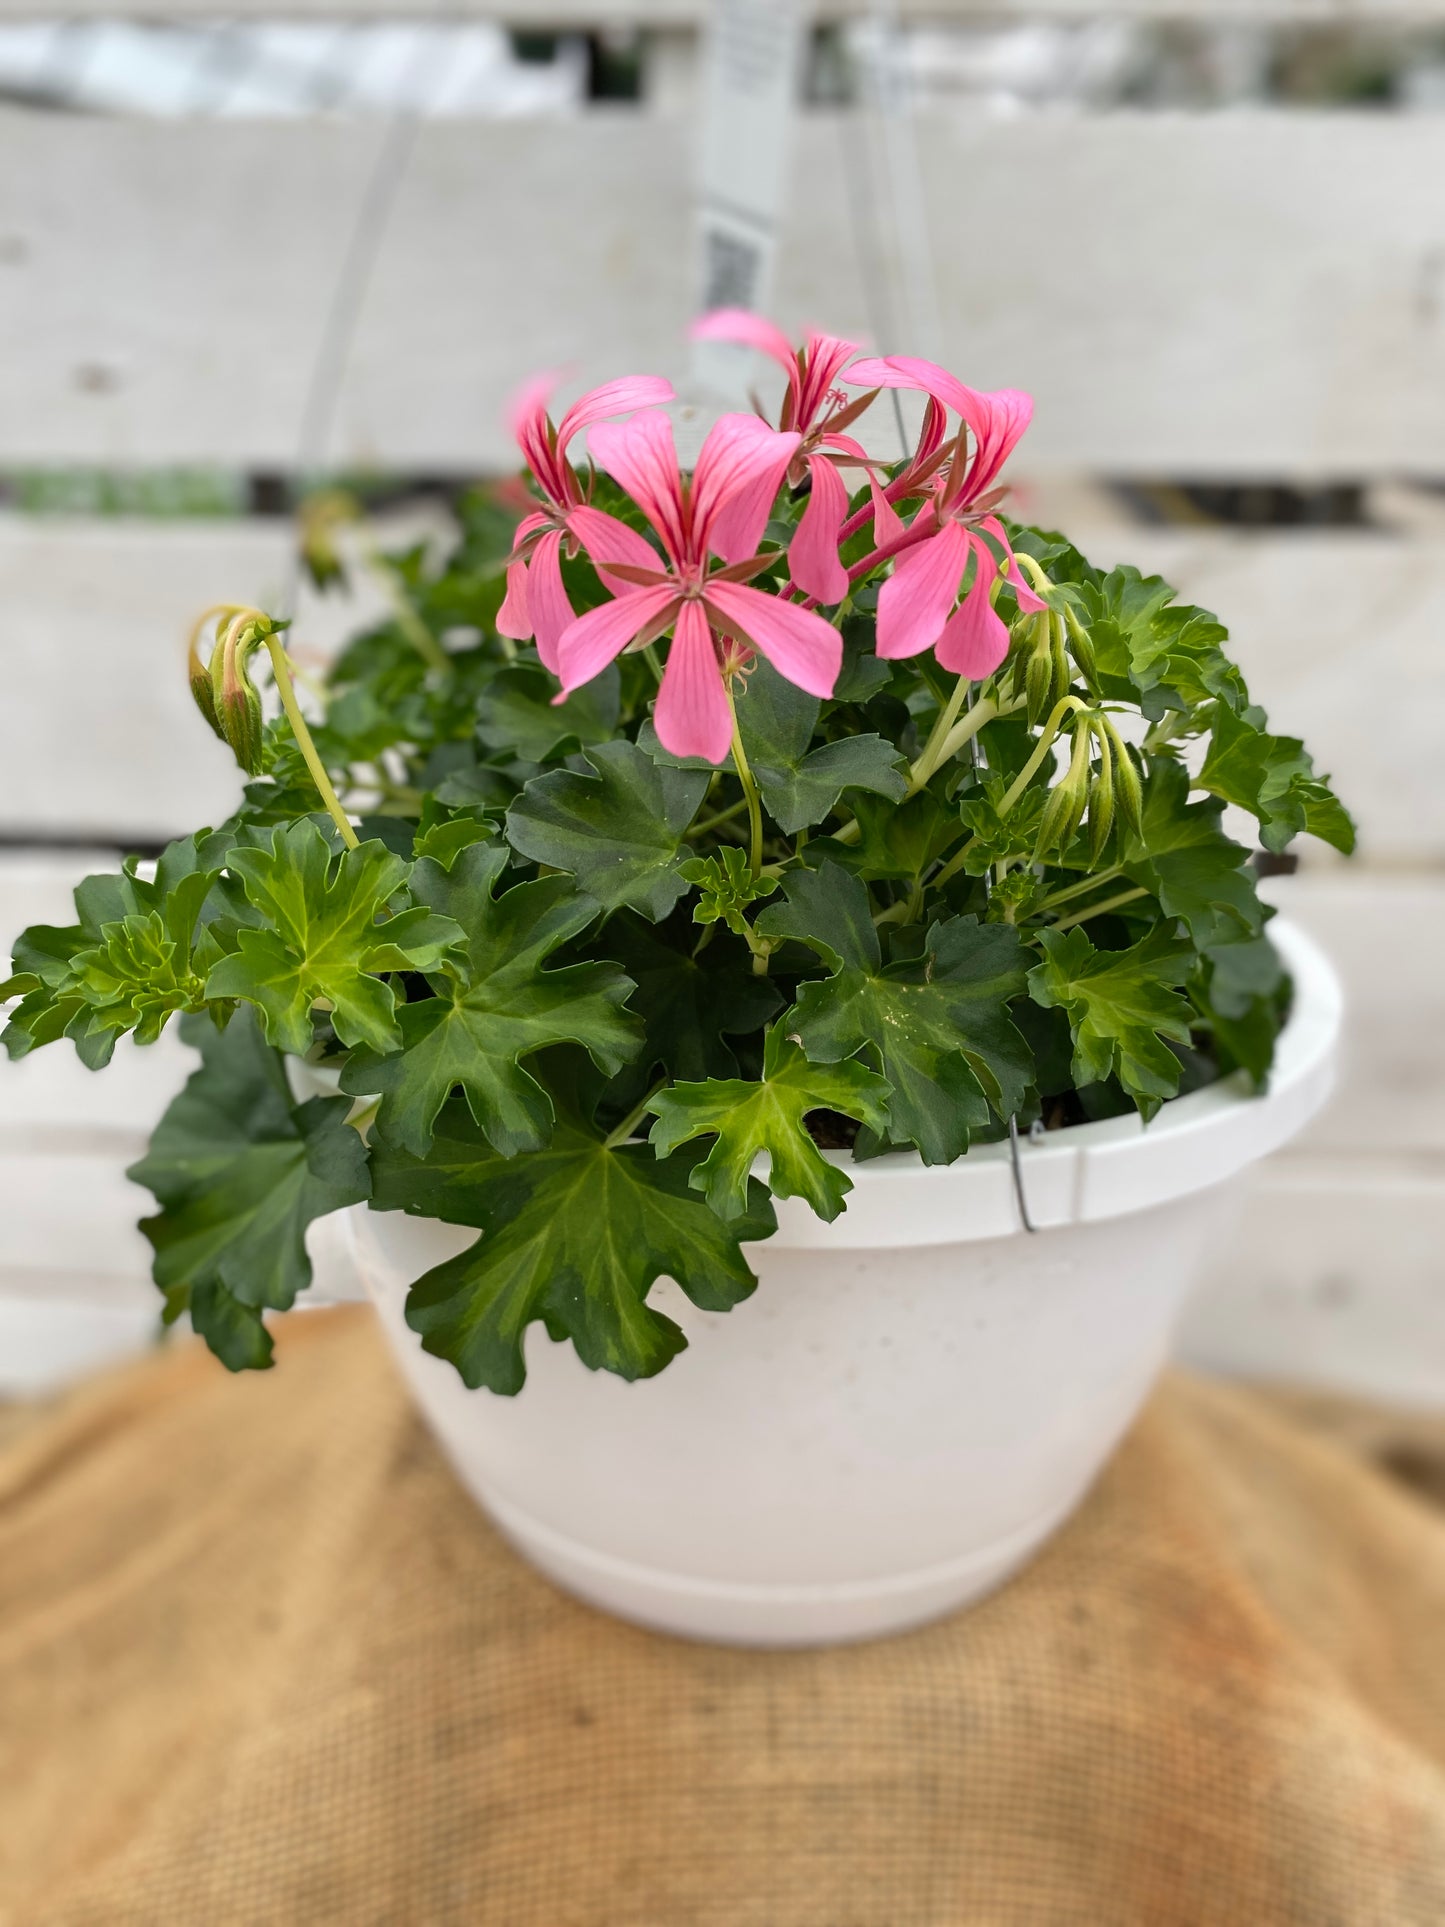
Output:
[
  {"left": 688, "top": 796, "right": 751, "bottom": 838},
  {"left": 643, "top": 644, "right": 665, "bottom": 686},
  {"left": 831, "top": 691, "right": 1021, "bottom": 848},
  {"left": 603, "top": 1078, "right": 669, "bottom": 1150},
  {"left": 997, "top": 695, "right": 1090, "bottom": 817},
  {"left": 1048, "top": 885, "right": 1148, "bottom": 934},
  {"left": 909, "top": 676, "right": 974, "bottom": 793},
  {"left": 264, "top": 636, "right": 359, "bottom": 850},
  {"left": 1033, "top": 864, "right": 1124, "bottom": 914},
  {"left": 364, "top": 547, "right": 450, "bottom": 676},
  {"left": 928, "top": 836, "right": 981, "bottom": 894},
  {"left": 727, "top": 687, "right": 764, "bottom": 877}
]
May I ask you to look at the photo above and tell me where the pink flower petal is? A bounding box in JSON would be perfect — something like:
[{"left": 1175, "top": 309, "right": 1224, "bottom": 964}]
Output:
[
  {"left": 963, "top": 392, "right": 1034, "bottom": 502},
  {"left": 875, "top": 519, "right": 970, "bottom": 659},
  {"left": 588, "top": 411, "right": 687, "bottom": 565},
  {"left": 689, "top": 309, "right": 798, "bottom": 379},
  {"left": 788, "top": 454, "right": 850, "bottom": 605},
  {"left": 496, "top": 554, "right": 532, "bottom": 641},
  {"left": 653, "top": 599, "right": 734, "bottom": 763},
  {"left": 695, "top": 414, "right": 802, "bottom": 563},
  {"left": 844, "top": 354, "right": 975, "bottom": 422},
  {"left": 526, "top": 529, "right": 575, "bottom": 674},
  {"left": 555, "top": 584, "right": 679, "bottom": 696},
  {"left": 796, "top": 331, "right": 861, "bottom": 428},
  {"left": 979, "top": 515, "right": 1048, "bottom": 614},
  {"left": 936, "top": 538, "right": 1011, "bottom": 679},
  {"left": 566, "top": 504, "right": 664, "bottom": 597},
  {"left": 704, "top": 580, "right": 841, "bottom": 699},
  {"left": 555, "top": 376, "right": 676, "bottom": 450}
]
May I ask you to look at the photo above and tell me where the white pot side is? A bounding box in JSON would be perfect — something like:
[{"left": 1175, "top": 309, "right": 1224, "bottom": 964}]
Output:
[{"left": 340, "top": 919, "right": 1341, "bottom": 1649}]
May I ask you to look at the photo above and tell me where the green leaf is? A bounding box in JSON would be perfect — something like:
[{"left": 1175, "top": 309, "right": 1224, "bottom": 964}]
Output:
[
  {"left": 504, "top": 740, "right": 710, "bottom": 920},
  {"left": 648, "top": 1024, "right": 891, "bottom": 1222},
  {"left": 604, "top": 914, "right": 782, "bottom": 1081},
  {"left": 1079, "top": 566, "right": 1248, "bottom": 720},
  {"left": 204, "top": 822, "right": 464, "bottom": 1055},
  {"left": 734, "top": 659, "right": 906, "bottom": 833},
  {"left": 1121, "top": 757, "right": 1266, "bottom": 949},
  {"left": 341, "top": 843, "right": 641, "bottom": 1157},
  {"left": 1027, "top": 924, "right": 1195, "bottom": 1120},
  {"left": 768, "top": 868, "right": 1033, "bottom": 1163},
  {"left": 369, "top": 1091, "right": 775, "bottom": 1393},
  {"left": 1197, "top": 703, "right": 1356, "bottom": 855},
  {"left": 475, "top": 662, "right": 620, "bottom": 765},
  {"left": 753, "top": 857, "right": 881, "bottom": 972},
  {"left": 810, "top": 790, "right": 957, "bottom": 886},
  {"left": 128, "top": 1009, "right": 371, "bottom": 1370}
]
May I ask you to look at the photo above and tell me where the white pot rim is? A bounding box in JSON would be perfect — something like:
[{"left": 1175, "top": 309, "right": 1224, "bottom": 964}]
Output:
[{"left": 762, "top": 916, "right": 1341, "bottom": 1250}]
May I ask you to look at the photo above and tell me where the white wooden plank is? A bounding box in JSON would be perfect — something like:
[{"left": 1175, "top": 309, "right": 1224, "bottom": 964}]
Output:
[
  {"left": 4, "top": 3, "right": 1443, "bottom": 23},
  {"left": 1180, "top": 1156, "right": 1445, "bottom": 1408},
  {"left": 0, "top": 515, "right": 400, "bottom": 841},
  {"left": 5, "top": 110, "right": 1445, "bottom": 473}
]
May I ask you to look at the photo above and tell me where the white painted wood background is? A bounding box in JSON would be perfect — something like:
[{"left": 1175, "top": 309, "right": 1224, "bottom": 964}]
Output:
[{"left": 1, "top": 4, "right": 1442, "bottom": 1397}]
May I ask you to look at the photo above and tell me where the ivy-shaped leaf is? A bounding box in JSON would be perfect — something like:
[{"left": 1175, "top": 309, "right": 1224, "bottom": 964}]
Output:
[
  {"left": 1120, "top": 757, "right": 1266, "bottom": 949},
  {"left": 648, "top": 1024, "right": 891, "bottom": 1222},
  {"left": 205, "top": 822, "right": 463, "bottom": 1055},
  {"left": 504, "top": 740, "right": 710, "bottom": 920},
  {"left": 2, "top": 830, "right": 233, "bottom": 1067},
  {"left": 734, "top": 659, "right": 907, "bottom": 833},
  {"left": 369, "top": 1087, "right": 776, "bottom": 1393},
  {"left": 760, "top": 863, "right": 1032, "bottom": 1164},
  {"left": 604, "top": 913, "right": 781, "bottom": 1081},
  {"left": 1197, "top": 703, "right": 1355, "bottom": 855},
  {"left": 810, "top": 790, "right": 957, "bottom": 886},
  {"left": 1027, "top": 924, "right": 1195, "bottom": 1120},
  {"left": 128, "top": 1009, "right": 371, "bottom": 1370},
  {"left": 475, "top": 662, "right": 620, "bottom": 766},
  {"left": 1076, "top": 565, "right": 1249, "bottom": 720},
  {"left": 341, "top": 842, "right": 641, "bottom": 1157}
]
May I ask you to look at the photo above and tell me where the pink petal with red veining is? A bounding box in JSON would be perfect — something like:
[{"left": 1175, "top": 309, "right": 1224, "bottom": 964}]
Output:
[
  {"left": 588, "top": 412, "right": 688, "bottom": 565},
  {"left": 555, "top": 376, "right": 676, "bottom": 450},
  {"left": 555, "top": 584, "right": 678, "bottom": 695},
  {"left": 566, "top": 504, "right": 664, "bottom": 597},
  {"left": 689, "top": 309, "right": 798, "bottom": 378},
  {"left": 695, "top": 414, "right": 801, "bottom": 563},
  {"left": 936, "top": 539, "right": 1010, "bottom": 679},
  {"left": 496, "top": 555, "right": 532, "bottom": 641},
  {"left": 875, "top": 519, "right": 969, "bottom": 659},
  {"left": 963, "top": 392, "right": 1034, "bottom": 501},
  {"left": 978, "top": 515, "right": 1048, "bottom": 614},
  {"left": 788, "top": 453, "right": 850, "bottom": 605},
  {"left": 845, "top": 354, "right": 975, "bottom": 421},
  {"left": 653, "top": 599, "right": 733, "bottom": 763},
  {"left": 796, "top": 331, "right": 861, "bottom": 426},
  {"left": 525, "top": 529, "right": 576, "bottom": 673},
  {"left": 704, "top": 580, "right": 841, "bottom": 699}
]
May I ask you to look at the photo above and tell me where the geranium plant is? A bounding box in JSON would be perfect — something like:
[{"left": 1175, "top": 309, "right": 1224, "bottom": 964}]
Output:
[{"left": 2, "top": 321, "right": 1353, "bottom": 1393}]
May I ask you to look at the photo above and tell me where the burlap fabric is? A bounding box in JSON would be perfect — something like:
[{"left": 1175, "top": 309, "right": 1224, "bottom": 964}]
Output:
[{"left": 2, "top": 1309, "right": 1442, "bottom": 1926}]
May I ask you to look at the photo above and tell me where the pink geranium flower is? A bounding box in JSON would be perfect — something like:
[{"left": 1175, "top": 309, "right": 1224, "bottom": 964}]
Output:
[
  {"left": 844, "top": 355, "right": 1047, "bottom": 678},
  {"left": 690, "top": 311, "right": 891, "bottom": 606},
  {"left": 554, "top": 409, "right": 843, "bottom": 764},
  {"left": 497, "top": 372, "right": 675, "bottom": 671}
]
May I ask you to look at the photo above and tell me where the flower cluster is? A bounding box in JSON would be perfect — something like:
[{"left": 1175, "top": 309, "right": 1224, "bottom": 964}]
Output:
[{"left": 497, "top": 316, "right": 1047, "bottom": 765}]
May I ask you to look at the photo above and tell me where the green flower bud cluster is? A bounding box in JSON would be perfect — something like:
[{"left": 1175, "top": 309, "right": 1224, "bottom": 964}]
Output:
[
  {"left": 1035, "top": 709, "right": 1143, "bottom": 864},
  {"left": 187, "top": 605, "right": 290, "bottom": 776}
]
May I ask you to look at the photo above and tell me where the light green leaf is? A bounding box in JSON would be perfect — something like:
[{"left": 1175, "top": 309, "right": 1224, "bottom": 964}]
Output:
[
  {"left": 369, "top": 1091, "right": 775, "bottom": 1393},
  {"left": 504, "top": 740, "right": 710, "bottom": 920},
  {"left": 205, "top": 822, "right": 463, "bottom": 1055},
  {"left": 128, "top": 1009, "right": 371, "bottom": 1370},
  {"left": 341, "top": 842, "right": 641, "bottom": 1157},
  {"left": 648, "top": 1024, "right": 891, "bottom": 1222},
  {"left": 1027, "top": 924, "right": 1195, "bottom": 1120},
  {"left": 1197, "top": 703, "right": 1355, "bottom": 855},
  {"left": 677, "top": 846, "right": 777, "bottom": 939}
]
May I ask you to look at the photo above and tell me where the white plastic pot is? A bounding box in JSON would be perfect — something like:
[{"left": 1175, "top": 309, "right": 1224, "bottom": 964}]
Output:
[{"left": 343, "top": 919, "right": 1340, "bottom": 1648}]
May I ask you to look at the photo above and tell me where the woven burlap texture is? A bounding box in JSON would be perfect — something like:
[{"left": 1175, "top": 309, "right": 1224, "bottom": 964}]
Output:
[{"left": 1, "top": 1307, "right": 1442, "bottom": 1926}]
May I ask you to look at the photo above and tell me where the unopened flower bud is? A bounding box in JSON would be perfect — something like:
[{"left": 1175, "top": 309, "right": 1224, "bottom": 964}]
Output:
[
  {"left": 1108, "top": 726, "right": 1144, "bottom": 839},
  {"left": 1049, "top": 613, "right": 1072, "bottom": 709},
  {"left": 1034, "top": 717, "right": 1093, "bottom": 860},
  {"left": 1064, "top": 604, "right": 1096, "bottom": 683},
  {"left": 1087, "top": 770, "right": 1115, "bottom": 863},
  {"left": 1024, "top": 615, "right": 1054, "bottom": 725}
]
